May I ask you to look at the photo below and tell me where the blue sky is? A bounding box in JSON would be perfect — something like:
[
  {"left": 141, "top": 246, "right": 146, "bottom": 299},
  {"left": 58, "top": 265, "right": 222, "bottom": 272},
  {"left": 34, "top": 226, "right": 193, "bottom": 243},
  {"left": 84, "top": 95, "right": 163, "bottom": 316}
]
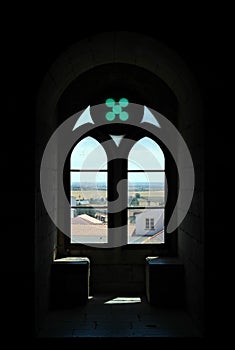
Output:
[{"left": 71, "top": 136, "right": 164, "bottom": 184}]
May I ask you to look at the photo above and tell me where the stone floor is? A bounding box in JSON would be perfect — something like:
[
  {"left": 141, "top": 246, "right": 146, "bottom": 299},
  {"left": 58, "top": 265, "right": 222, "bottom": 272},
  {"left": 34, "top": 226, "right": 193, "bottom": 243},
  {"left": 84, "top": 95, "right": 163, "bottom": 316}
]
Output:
[{"left": 37, "top": 294, "right": 202, "bottom": 339}]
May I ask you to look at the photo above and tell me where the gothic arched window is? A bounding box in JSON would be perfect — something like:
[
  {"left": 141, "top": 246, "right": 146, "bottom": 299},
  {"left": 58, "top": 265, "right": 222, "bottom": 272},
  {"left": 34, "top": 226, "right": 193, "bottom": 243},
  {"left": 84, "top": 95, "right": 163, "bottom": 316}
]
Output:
[{"left": 70, "top": 132, "right": 165, "bottom": 245}]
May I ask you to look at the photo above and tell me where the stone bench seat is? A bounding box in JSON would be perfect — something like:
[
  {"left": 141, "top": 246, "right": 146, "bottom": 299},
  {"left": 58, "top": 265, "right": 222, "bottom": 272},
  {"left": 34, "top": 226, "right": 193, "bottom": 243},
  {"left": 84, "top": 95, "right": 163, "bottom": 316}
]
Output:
[
  {"left": 145, "top": 256, "right": 185, "bottom": 308},
  {"left": 50, "top": 257, "right": 90, "bottom": 309}
]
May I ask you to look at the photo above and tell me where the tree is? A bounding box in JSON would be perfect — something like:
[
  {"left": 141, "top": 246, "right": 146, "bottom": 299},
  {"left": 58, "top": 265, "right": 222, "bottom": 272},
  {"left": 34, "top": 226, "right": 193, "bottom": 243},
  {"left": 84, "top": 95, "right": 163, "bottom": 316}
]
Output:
[{"left": 131, "top": 197, "right": 139, "bottom": 206}]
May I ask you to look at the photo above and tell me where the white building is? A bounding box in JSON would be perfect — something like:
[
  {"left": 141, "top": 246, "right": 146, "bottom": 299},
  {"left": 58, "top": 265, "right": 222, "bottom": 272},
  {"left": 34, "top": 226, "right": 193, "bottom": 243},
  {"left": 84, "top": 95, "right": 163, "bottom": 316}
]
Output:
[
  {"left": 71, "top": 196, "right": 76, "bottom": 206},
  {"left": 71, "top": 196, "right": 77, "bottom": 218},
  {"left": 135, "top": 209, "right": 164, "bottom": 236}
]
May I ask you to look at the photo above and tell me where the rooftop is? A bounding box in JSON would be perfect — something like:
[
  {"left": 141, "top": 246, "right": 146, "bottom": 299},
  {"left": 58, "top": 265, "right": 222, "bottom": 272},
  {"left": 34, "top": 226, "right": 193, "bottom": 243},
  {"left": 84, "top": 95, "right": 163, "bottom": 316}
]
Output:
[{"left": 72, "top": 214, "right": 103, "bottom": 225}]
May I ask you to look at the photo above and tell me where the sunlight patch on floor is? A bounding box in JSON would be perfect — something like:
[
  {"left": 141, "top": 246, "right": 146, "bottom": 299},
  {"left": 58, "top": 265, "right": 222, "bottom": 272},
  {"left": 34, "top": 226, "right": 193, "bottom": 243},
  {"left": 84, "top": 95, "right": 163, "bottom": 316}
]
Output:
[{"left": 104, "top": 297, "right": 141, "bottom": 304}]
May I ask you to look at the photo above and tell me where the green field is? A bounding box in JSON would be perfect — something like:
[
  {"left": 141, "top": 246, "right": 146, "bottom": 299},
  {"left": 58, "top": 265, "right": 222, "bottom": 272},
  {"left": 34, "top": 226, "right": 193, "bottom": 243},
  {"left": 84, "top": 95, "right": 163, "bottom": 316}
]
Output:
[{"left": 71, "top": 190, "right": 107, "bottom": 200}]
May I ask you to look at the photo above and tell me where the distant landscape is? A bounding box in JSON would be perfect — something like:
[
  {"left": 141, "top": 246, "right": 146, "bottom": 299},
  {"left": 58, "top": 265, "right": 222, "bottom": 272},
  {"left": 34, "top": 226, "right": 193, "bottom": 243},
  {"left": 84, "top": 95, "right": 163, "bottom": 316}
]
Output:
[{"left": 71, "top": 181, "right": 165, "bottom": 207}]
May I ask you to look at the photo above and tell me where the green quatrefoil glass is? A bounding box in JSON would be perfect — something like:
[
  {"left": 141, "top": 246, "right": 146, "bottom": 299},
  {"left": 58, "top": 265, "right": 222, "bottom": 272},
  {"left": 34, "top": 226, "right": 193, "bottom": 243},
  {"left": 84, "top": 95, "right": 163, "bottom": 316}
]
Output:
[{"left": 105, "top": 98, "right": 129, "bottom": 121}]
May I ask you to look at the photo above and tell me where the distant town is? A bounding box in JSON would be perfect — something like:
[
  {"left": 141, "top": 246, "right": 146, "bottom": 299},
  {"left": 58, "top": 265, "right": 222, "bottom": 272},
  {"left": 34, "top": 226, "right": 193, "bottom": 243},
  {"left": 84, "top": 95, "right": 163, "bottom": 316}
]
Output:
[{"left": 71, "top": 181, "right": 164, "bottom": 191}]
